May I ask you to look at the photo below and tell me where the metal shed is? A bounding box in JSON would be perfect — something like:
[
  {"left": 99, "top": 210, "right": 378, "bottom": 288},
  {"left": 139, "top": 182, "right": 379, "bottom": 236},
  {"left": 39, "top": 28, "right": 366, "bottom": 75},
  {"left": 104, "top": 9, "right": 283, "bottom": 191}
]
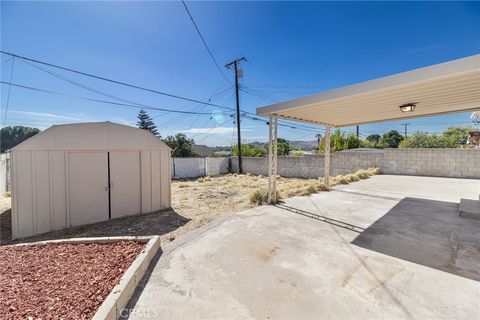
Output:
[{"left": 10, "top": 122, "right": 172, "bottom": 239}]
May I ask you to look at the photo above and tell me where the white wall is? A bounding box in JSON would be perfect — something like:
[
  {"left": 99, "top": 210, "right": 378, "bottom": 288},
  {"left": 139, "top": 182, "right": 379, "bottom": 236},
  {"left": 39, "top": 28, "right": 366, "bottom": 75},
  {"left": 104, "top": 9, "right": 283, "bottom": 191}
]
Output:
[
  {"left": 171, "top": 157, "right": 229, "bottom": 179},
  {"left": 0, "top": 153, "right": 8, "bottom": 194}
]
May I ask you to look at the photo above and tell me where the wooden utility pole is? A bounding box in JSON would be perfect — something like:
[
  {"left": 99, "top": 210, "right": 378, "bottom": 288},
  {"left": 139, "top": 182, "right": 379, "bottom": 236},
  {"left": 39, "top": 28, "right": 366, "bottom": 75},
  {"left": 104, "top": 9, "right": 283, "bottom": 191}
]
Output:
[{"left": 225, "top": 57, "right": 246, "bottom": 173}]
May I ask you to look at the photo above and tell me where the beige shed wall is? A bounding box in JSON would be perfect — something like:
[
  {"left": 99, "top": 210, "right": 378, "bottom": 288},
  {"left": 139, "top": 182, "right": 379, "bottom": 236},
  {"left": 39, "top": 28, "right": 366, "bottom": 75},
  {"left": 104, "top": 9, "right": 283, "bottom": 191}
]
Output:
[
  {"left": 11, "top": 148, "right": 171, "bottom": 239},
  {"left": 11, "top": 122, "right": 171, "bottom": 240}
]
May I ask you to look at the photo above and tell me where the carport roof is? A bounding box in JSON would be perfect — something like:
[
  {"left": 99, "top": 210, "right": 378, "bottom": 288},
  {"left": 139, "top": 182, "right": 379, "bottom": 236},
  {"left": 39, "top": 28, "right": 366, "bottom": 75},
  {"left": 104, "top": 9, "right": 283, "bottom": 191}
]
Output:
[{"left": 256, "top": 54, "right": 480, "bottom": 127}]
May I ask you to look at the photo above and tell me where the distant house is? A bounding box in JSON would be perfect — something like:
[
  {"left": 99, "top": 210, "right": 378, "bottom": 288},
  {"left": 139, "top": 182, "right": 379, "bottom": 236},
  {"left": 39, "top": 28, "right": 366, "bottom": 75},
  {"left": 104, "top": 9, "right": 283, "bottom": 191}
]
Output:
[{"left": 192, "top": 144, "right": 213, "bottom": 156}]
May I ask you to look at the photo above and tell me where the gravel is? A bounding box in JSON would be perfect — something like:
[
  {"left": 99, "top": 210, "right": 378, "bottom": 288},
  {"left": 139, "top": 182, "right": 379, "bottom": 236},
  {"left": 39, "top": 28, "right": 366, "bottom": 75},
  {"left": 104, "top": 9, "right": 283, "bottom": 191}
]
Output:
[{"left": 0, "top": 241, "right": 145, "bottom": 319}]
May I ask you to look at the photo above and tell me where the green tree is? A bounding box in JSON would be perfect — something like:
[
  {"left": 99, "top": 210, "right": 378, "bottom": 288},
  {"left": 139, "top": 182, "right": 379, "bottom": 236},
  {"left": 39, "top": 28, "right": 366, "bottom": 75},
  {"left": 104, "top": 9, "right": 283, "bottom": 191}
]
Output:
[
  {"left": 321, "top": 130, "right": 362, "bottom": 152},
  {"left": 137, "top": 109, "right": 159, "bottom": 136},
  {"left": 380, "top": 130, "right": 403, "bottom": 148},
  {"left": 277, "top": 138, "right": 292, "bottom": 156},
  {"left": 366, "top": 134, "right": 381, "bottom": 144},
  {"left": 232, "top": 144, "right": 267, "bottom": 157},
  {"left": 399, "top": 132, "right": 456, "bottom": 148},
  {"left": 0, "top": 126, "right": 40, "bottom": 152},
  {"left": 442, "top": 126, "right": 473, "bottom": 146},
  {"left": 164, "top": 134, "right": 197, "bottom": 157}
]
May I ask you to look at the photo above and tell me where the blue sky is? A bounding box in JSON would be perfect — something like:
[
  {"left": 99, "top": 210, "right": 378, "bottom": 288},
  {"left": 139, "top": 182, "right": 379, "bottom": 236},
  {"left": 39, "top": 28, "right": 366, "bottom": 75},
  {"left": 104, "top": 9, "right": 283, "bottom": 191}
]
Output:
[{"left": 1, "top": 1, "right": 479, "bottom": 146}]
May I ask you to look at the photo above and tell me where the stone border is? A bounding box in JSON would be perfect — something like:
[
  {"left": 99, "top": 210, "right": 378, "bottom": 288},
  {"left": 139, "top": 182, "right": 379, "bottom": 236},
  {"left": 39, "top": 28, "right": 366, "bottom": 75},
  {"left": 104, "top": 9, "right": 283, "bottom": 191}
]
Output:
[{"left": 6, "top": 236, "right": 161, "bottom": 320}]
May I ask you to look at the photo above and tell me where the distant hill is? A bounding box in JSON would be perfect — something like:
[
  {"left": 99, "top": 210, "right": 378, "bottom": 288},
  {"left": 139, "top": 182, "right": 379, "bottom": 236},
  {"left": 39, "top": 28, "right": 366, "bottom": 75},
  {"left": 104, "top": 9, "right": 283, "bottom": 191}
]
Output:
[{"left": 289, "top": 140, "right": 318, "bottom": 150}]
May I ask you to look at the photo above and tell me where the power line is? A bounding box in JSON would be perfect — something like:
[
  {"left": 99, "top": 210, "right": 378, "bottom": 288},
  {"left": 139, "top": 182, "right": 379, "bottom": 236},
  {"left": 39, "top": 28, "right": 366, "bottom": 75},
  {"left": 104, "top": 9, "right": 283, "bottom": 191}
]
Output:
[
  {"left": 20, "top": 57, "right": 235, "bottom": 129},
  {"left": 2, "top": 57, "right": 15, "bottom": 126},
  {"left": 0, "top": 81, "right": 216, "bottom": 115},
  {"left": 240, "top": 85, "right": 285, "bottom": 102},
  {"left": 21, "top": 59, "right": 158, "bottom": 111},
  {"left": 0, "top": 50, "right": 233, "bottom": 110},
  {"left": 241, "top": 114, "right": 323, "bottom": 133},
  {"left": 2, "top": 51, "right": 322, "bottom": 132},
  {"left": 181, "top": 0, "right": 231, "bottom": 84}
]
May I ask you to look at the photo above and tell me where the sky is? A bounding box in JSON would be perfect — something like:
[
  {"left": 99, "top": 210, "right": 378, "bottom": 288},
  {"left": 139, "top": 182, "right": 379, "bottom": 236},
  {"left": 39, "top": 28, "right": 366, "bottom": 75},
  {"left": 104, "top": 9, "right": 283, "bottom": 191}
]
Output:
[{"left": 1, "top": 1, "right": 479, "bottom": 146}]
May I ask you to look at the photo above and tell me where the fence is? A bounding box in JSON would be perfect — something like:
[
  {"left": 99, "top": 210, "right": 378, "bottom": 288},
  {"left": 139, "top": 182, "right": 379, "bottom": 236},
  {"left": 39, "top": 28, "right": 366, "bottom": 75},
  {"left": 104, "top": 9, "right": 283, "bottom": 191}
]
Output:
[
  {"left": 0, "top": 153, "right": 10, "bottom": 194},
  {"left": 232, "top": 148, "right": 480, "bottom": 179},
  {"left": 2, "top": 149, "right": 478, "bottom": 185},
  {"left": 171, "top": 157, "right": 229, "bottom": 179}
]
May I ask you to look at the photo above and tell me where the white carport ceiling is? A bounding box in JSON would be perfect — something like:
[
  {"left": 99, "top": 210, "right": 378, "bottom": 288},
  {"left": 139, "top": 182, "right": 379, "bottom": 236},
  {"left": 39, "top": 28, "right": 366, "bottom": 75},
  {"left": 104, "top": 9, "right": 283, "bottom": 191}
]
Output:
[{"left": 256, "top": 54, "right": 480, "bottom": 127}]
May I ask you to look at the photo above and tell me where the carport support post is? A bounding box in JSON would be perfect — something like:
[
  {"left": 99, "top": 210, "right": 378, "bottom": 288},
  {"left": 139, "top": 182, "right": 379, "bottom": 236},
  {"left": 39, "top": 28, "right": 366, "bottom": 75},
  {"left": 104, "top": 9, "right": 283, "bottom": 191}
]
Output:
[
  {"left": 324, "top": 125, "right": 331, "bottom": 189},
  {"left": 268, "top": 115, "right": 278, "bottom": 204}
]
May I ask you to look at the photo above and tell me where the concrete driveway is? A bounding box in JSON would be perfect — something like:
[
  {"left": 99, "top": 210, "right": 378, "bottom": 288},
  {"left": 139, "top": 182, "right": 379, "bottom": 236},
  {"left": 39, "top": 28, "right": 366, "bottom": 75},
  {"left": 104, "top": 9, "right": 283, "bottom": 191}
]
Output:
[{"left": 127, "top": 175, "right": 480, "bottom": 320}]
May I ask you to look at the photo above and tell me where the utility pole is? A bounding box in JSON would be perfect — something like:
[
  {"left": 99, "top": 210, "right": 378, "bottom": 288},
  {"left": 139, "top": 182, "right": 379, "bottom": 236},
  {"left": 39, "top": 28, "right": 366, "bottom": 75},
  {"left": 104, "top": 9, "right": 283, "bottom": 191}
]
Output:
[
  {"left": 225, "top": 57, "right": 246, "bottom": 173},
  {"left": 401, "top": 123, "right": 410, "bottom": 137},
  {"left": 356, "top": 125, "right": 359, "bottom": 138}
]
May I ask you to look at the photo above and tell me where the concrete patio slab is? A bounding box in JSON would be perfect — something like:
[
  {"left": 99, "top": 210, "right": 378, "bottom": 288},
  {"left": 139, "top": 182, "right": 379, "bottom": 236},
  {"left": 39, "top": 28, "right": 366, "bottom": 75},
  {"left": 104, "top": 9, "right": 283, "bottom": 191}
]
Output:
[{"left": 126, "top": 175, "right": 480, "bottom": 320}]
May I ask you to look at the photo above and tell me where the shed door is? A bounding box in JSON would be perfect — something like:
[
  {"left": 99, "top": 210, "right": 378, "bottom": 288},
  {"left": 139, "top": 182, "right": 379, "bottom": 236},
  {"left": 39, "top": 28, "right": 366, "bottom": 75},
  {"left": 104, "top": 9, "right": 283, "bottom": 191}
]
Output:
[
  {"left": 68, "top": 152, "right": 109, "bottom": 226},
  {"left": 109, "top": 151, "right": 141, "bottom": 218}
]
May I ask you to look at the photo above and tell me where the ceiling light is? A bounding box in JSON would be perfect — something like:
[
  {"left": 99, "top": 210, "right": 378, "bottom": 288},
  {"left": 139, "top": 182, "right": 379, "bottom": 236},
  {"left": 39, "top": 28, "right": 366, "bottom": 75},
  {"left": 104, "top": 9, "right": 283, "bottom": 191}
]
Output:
[{"left": 399, "top": 103, "right": 416, "bottom": 113}]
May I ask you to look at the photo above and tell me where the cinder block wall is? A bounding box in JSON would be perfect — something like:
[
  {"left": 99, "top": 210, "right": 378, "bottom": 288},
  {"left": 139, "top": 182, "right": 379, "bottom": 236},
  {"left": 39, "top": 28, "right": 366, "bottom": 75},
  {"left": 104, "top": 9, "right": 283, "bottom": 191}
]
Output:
[
  {"left": 233, "top": 151, "right": 384, "bottom": 179},
  {"left": 233, "top": 149, "right": 479, "bottom": 179},
  {"left": 383, "top": 149, "right": 480, "bottom": 179}
]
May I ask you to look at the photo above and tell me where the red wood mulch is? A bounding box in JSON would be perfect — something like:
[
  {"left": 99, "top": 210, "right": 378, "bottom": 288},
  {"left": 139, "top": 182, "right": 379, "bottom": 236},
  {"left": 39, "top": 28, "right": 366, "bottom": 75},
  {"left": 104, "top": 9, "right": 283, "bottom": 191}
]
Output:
[{"left": 0, "top": 241, "right": 145, "bottom": 319}]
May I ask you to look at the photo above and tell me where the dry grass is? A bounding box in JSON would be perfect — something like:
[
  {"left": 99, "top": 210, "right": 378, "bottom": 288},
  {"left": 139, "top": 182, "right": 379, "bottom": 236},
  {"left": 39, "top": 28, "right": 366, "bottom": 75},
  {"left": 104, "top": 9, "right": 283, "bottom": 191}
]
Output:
[{"left": 169, "top": 167, "right": 381, "bottom": 241}]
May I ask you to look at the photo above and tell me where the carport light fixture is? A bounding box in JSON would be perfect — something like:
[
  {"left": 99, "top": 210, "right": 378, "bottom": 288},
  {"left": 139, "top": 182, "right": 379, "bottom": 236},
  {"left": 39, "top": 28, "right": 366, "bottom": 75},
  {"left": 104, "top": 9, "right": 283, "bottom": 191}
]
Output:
[{"left": 399, "top": 103, "right": 416, "bottom": 113}]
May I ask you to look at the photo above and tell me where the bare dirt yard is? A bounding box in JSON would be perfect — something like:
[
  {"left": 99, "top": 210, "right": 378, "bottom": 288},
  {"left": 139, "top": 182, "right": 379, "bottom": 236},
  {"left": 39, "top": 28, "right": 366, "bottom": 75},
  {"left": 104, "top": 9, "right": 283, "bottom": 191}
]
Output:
[
  {"left": 0, "top": 169, "right": 379, "bottom": 246},
  {"left": 0, "top": 241, "right": 144, "bottom": 319}
]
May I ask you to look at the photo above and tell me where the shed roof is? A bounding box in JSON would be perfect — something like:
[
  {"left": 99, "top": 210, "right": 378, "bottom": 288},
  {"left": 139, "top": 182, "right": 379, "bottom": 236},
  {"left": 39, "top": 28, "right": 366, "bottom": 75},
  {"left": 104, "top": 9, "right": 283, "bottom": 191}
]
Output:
[
  {"left": 257, "top": 54, "right": 480, "bottom": 127},
  {"left": 12, "top": 122, "right": 171, "bottom": 151}
]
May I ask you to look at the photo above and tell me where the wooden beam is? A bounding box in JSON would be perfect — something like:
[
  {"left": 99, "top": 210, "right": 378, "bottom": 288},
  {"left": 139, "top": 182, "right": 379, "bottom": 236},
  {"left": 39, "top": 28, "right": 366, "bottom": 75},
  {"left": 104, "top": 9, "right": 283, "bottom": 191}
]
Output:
[
  {"left": 268, "top": 115, "right": 273, "bottom": 204},
  {"left": 267, "top": 115, "right": 278, "bottom": 204},
  {"left": 324, "top": 125, "right": 331, "bottom": 188}
]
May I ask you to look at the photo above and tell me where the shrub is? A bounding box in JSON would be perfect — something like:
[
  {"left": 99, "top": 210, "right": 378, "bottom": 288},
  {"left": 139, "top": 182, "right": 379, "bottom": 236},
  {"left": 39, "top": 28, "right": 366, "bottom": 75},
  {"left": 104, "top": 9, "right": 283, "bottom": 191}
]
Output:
[
  {"left": 399, "top": 132, "right": 456, "bottom": 148},
  {"left": 346, "top": 174, "right": 359, "bottom": 182},
  {"left": 367, "top": 167, "right": 381, "bottom": 175},
  {"left": 315, "top": 182, "right": 329, "bottom": 191},
  {"left": 307, "top": 185, "right": 317, "bottom": 194},
  {"left": 355, "top": 169, "right": 370, "bottom": 179},
  {"left": 335, "top": 175, "right": 350, "bottom": 185},
  {"left": 249, "top": 188, "right": 280, "bottom": 205}
]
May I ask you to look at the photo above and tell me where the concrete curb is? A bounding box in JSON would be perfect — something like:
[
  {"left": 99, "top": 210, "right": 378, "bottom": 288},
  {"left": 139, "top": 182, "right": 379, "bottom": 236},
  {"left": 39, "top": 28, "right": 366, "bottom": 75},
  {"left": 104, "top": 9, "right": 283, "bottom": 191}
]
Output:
[
  {"left": 5, "top": 236, "right": 155, "bottom": 247},
  {"left": 7, "top": 236, "right": 161, "bottom": 320},
  {"left": 92, "top": 236, "right": 161, "bottom": 320}
]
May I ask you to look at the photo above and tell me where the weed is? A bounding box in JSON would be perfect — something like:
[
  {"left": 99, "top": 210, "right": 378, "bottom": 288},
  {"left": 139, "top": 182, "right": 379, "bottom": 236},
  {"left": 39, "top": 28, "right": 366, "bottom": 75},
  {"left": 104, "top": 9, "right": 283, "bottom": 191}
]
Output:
[
  {"left": 368, "top": 167, "right": 381, "bottom": 175},
  {"left": 249, "top": 188, "right": 280, "bottom": 205},
  {"left": 355, "top": 169, "right": 370, "bottom": 179}
]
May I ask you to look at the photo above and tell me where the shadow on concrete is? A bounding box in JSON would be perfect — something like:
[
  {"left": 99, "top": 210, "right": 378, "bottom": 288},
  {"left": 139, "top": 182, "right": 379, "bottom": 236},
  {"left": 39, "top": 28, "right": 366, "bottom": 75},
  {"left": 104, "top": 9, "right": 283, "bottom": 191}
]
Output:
[
  {"left": 1, "top": 209, "right": 190, "bottom": 246},
  {"left": 352, "top": 197, "right": 480, "bottom": 282}
]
